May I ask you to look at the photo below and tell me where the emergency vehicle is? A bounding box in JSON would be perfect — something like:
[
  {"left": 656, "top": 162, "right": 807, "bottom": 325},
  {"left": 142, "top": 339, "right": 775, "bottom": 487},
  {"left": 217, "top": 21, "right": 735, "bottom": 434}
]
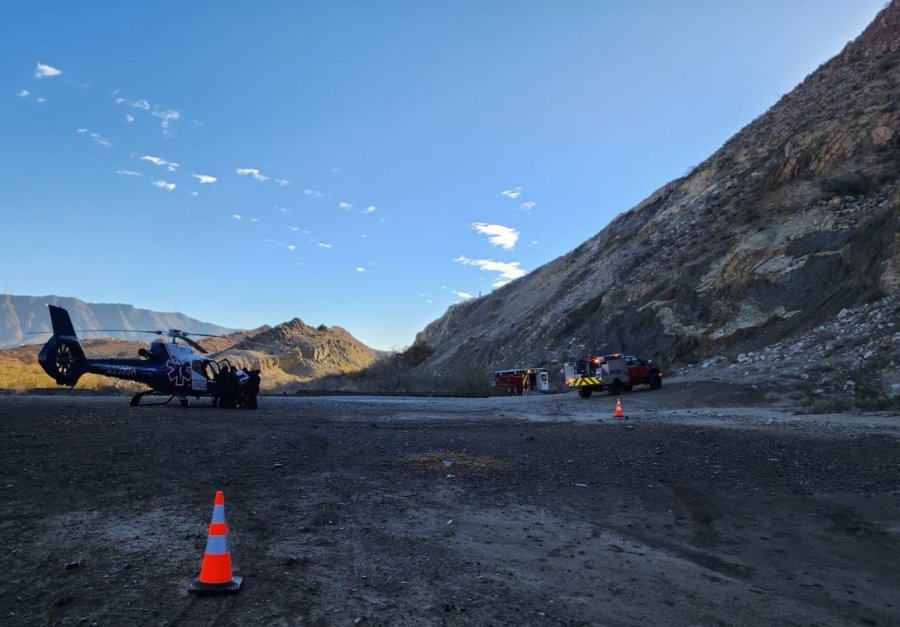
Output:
[
  {"left": 494, "top": 367, "right": 550, "bottom": 395},
  {"left": 564, "top": 353, "right": 662, "bottom": 398}
]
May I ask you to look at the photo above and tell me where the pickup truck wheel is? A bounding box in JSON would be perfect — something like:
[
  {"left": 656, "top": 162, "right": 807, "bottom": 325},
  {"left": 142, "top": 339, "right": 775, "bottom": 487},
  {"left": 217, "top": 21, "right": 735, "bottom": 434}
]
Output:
[
  {"left": 623, "top": 384, "right": 633, "bottom": 392},
  {"left": 650, "top": 373, "right": 662, "bottom": 390},
  {"left": 610, "top": 379, "right": 623, "bottom": 396},
  {"left": 578, "top": 388, "right": 592, "bottom": 398}
]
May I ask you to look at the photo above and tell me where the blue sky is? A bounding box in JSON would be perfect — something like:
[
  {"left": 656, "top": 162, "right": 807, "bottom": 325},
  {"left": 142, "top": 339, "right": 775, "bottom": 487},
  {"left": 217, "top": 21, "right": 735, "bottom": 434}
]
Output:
[{"left": 0, "top": 1, "right": 885, "bottom": 350}]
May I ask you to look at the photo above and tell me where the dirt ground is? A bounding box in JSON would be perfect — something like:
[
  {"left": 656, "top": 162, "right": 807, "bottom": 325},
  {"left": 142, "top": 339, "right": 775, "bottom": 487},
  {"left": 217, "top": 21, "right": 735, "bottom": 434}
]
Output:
[{"left": 1, "top": 381, "right": 899, "bottom": 626}]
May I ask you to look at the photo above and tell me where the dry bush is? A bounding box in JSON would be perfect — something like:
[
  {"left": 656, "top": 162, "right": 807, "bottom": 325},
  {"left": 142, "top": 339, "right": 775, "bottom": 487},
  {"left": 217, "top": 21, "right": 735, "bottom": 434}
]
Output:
[{"left": 402, "top": 342, "right": 433, "bottom": 366}]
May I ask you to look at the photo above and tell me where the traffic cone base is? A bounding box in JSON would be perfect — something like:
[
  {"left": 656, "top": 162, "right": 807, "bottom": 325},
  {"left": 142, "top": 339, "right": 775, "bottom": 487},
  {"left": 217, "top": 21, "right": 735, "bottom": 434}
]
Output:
[{"left": 188, "top": 575, "right": 243, "bottom": 594}]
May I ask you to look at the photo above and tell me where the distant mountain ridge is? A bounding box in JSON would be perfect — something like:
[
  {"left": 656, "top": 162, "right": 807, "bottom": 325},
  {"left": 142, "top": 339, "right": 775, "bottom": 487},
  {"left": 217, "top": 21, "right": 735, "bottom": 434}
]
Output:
[
  {"left": 0, "top": 295, "right": 384, "bottom": 391},
  {"left": 0, "top": 295, "right": 237, "bottom": 349}
]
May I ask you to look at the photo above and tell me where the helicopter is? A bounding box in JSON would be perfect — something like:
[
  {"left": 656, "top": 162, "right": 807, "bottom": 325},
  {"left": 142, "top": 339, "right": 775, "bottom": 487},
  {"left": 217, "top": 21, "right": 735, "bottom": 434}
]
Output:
[{"left": 37, "top": 304, "right": 246, "bottom": 407}]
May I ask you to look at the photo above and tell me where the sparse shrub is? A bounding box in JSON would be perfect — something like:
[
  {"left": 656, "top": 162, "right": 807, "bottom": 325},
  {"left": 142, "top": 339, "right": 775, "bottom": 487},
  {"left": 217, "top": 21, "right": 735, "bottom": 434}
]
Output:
[
  {"left": 821, "top": 172, "right": 879, "bottom": 196},
  {"left": 810, "top": 396, "right": 853, "bottom": 414},
  {"left": 316, "top": 324, "right": 328, "bottom": 331},
  {"left": 403, "top": 342, "right": 433, "bottom": 366}
]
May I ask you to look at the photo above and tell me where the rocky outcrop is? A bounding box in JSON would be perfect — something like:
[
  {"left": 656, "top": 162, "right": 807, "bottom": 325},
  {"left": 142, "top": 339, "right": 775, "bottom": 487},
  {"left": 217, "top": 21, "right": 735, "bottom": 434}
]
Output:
[
  {"left": 214, "top": 317, "right": 382, "bottom": 389},
  {"left": 408, "top": 2, "right": 900, "bottom": 404}
]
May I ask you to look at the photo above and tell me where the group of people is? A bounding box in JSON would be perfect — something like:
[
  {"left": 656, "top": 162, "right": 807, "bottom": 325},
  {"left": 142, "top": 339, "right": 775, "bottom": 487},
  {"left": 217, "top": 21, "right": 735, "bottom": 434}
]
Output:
[{"left": 212, "top": 365, "right": 261, "bottom": 409}]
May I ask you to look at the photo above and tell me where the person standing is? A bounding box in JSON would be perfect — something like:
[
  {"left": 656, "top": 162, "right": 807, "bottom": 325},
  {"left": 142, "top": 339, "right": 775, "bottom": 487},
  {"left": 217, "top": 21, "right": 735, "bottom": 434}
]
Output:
[
  {"left": 211, "top": 366, "right": 224, "bottom": 408},
  {"left": 219, "top": 365, "right": 234, "bottom": 409},
  {"left": 247, "top": 369, "right": 261, "bottom": 409}
]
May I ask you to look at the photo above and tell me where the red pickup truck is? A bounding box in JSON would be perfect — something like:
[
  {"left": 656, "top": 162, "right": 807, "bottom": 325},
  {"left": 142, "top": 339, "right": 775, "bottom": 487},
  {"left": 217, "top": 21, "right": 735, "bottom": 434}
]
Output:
[{"left": 566, "top": 353, "right": 662, "bottom": 398}]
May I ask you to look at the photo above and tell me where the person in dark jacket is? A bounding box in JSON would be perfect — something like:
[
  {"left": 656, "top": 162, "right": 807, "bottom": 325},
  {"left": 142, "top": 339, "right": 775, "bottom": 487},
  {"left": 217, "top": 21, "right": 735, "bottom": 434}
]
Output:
[
  {"left": 211, "top": 366, "right": 224, "bottom": 408},
  {"left": 246, "top": 369, "right": 261, "bottom": 409},
  {"left": 219, "top": 365, "right": 235, "bottom": 409}
]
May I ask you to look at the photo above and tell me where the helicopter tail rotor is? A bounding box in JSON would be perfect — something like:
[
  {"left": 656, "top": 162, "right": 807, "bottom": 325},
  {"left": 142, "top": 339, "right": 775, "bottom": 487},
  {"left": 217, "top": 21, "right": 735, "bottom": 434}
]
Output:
[{"left": 38, "top": 305, "right": 88, "bottom": 386}]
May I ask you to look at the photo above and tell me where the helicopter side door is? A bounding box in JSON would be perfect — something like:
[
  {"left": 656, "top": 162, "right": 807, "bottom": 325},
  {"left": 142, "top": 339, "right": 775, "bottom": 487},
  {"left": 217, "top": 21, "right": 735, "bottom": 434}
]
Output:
[{"left": 191, "top": 359, "right": 213, "bottom": 392}]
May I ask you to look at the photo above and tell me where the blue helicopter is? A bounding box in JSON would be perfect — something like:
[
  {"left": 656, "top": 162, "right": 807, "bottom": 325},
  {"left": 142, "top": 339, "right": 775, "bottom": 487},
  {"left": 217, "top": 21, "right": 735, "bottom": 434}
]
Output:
[{"left": 38, "top": 304, "right": 238, "bottom": 407}]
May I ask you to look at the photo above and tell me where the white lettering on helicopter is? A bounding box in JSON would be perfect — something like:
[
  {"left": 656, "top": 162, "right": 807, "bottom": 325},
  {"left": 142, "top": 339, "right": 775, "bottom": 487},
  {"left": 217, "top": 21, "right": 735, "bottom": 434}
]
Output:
[{"left": 103, "top": 365, "right": 136, "bottom": 377}]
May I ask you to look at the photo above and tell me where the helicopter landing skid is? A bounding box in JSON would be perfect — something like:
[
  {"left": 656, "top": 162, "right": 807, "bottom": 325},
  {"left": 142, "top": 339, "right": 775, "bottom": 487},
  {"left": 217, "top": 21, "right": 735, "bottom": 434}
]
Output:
[{"left": 130, "top": 391, "right": 180, "bottom": 407}]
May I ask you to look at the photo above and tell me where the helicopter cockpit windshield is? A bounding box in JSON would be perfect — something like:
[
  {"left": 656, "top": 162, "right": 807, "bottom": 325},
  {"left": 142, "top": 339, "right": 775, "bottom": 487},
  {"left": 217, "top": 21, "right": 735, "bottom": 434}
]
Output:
[
  {"left": 139, "top": 339, "right": 172, "bottom": 360},
  {"left": 149, "top": 339, "right": 171, "bottom": 359}
]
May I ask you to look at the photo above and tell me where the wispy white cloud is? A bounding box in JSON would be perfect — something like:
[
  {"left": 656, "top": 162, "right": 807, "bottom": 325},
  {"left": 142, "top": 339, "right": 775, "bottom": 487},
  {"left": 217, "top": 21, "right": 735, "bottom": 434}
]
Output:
[
  {"left": 232, "top": 214, "right": 242, "bottom": 220},
  {"left": 190, "top": 191, "right": 199, "bottom": 197},
  {"left": 153, "top": 109, "right": 180, "bottom": 135},
  {"left": 363, "top": 205, "right": 377, "bottom": 214},
  {"left": 36, "top": 97, "right": 47, "bottom": 103},
  {"left": 453, "top": 290, "right": 473, "bottom": 300},
  {"left": 275, "top": 178, "right": 290, "bottom": 187},
  {"left": 250, "top": 217, "right": 260, "bottom": 223},
  {"left": 318, "top": 242, "right": 332, "bottom": 249},
  {"left": 304, "top": 189, "right": 324, "bottom": 199},
  {"left": 356, "top": 267, "right": 366, "bottom": 273},
  {"left": 338, "top": 201, "right": 352, "bottom": 210},
  {"left": 501, "top": 186, "right": 522, "bottom": 200},
  {"left": 17, "top": 89, "right": 29, "bottom": 98},
  {"left": 192, "top": 174, "right": 217, "bottom": 184},
  {"left": 116, "top": 170, "right": 142, "bottom": 177},
  {"left": 77, "top": 128, "right": 111, "bottom": 147},
  {"left": 114, "top": 95, "right": 186, "bottom": 135},
  {"left": 472, "top": 222, "right": 519, "bottom": 250},
  {"left": 287, "top": 245, "right": 296, "bottom": 251},
  {"left": 141, "top": 155, "right": 168, "bottom": 166},
  {"left": 454, "top": 256, "right": 527, "bottom": 287},
  {"left": 519, "top": 200, "right": 536, "bottom": 212},
  {"left": 236, "top": 168, "right": 268, "bottom": 182},
  {"left": 152, "top": 180, "right": 176, "bottom": 191},
  {"left": 35, "top": 63, "right": 62, "bottom": 78}
]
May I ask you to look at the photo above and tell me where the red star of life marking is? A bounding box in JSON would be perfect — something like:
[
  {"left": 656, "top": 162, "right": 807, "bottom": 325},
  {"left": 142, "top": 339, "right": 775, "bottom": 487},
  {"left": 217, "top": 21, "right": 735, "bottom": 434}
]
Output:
[{"left": 166, "top": 358, "right": 192, "bottom": 387}]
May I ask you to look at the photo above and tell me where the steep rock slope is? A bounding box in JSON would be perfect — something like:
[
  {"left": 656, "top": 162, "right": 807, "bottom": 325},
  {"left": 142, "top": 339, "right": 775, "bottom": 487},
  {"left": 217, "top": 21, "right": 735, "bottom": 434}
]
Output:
[{"left": 411, "top": 2, "right": 900, "bottom": 401}]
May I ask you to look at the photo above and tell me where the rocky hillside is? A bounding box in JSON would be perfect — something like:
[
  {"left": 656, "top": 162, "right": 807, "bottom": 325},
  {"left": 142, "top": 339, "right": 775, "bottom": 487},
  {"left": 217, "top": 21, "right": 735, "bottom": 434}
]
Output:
[
  {"left": 408, "top": 2, "right": 900, "bottom": 405},
  {"left": 208, "top": 318, "right": 385, "bottom": 390},
  {"left": 0, "top": 295, "right": 234, "bottom": 348}
]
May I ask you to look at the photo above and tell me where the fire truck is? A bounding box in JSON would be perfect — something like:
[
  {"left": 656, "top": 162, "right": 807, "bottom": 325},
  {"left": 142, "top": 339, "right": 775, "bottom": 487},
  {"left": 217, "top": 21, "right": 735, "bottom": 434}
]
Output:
[
  {"left": 563, "top": 353, "right": 662, "bottom": 398},
  {"left": 494, "top": 368, "right": 550, "bottom": 396}
]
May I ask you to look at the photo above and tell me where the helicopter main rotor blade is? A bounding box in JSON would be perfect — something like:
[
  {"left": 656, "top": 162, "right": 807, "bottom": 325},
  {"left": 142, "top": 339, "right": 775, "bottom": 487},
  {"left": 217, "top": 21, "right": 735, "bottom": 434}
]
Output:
[
  {"left": 79, "top": 329, "right": 164, "bottom": 335},
  {"left": 175, "top": 334, "right": 208, "bottom": 354}
]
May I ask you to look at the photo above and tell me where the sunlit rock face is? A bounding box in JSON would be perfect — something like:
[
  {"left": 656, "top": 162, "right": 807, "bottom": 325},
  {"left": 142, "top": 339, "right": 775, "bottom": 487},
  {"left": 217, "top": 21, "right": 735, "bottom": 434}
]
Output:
[{"left": 408, "top": 2, "right": 900, "bottom": 405}]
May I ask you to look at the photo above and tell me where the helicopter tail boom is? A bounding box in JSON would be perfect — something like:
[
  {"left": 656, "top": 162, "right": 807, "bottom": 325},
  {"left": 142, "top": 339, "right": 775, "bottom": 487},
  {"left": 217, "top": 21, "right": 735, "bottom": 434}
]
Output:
[{"left": 38, "top": 305, "right": 88, "bottom": 386}]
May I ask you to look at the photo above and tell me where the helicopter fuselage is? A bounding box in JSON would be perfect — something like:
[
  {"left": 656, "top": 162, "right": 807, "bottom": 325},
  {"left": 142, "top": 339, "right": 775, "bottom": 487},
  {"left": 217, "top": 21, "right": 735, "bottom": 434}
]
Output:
[{"left": 38, "top": 305, "right": 226, "bottom": 404}]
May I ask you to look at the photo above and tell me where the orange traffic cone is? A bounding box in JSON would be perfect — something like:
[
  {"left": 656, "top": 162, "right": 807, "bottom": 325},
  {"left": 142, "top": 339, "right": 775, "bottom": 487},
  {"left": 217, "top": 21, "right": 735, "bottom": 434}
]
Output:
[
  {"left": 614, "top": 398, "right": 625, "bottom": 419},
  {"left": 188, "top": 491, "right": 243, "bottom": 594}
]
